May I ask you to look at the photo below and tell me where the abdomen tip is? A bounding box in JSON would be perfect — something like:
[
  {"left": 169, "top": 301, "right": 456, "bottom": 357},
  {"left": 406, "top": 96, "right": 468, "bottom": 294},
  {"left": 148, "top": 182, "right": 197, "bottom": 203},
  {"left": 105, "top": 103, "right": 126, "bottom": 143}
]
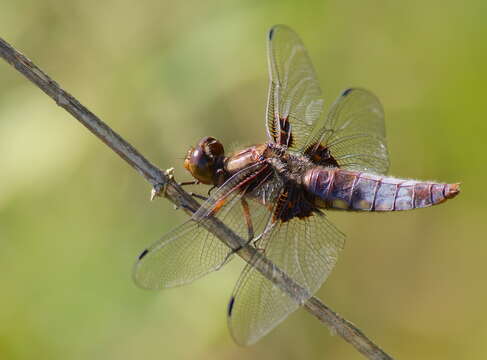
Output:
[{"left": 445, "top": 183, "right": 460, "bottom": 199}]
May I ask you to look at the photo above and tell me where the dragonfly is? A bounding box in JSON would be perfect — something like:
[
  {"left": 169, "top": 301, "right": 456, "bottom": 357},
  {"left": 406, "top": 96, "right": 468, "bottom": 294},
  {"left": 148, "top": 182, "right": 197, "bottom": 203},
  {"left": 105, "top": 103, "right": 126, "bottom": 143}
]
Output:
[{"left": 133, "top": 25, "right": 460, "bottom": 345}]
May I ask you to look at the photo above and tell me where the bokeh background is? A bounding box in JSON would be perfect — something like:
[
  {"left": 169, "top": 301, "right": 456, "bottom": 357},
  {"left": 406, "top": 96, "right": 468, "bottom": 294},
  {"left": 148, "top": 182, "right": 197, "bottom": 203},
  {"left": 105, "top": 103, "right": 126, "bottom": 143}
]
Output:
[{"left": 0, "top": 1, "right": 486, "bottom": 359}]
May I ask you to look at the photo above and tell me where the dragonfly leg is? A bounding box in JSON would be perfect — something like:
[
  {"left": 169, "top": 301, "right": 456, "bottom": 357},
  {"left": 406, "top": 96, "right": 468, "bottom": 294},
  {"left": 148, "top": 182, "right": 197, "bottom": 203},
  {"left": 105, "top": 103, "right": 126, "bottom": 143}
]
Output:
[
  {"left": 188, "top": 192, "right": 208, "bottom": 201},
  {"left": 241, "top": 198, "right": 255, "bottom": 241},
  {"left": 179, "top": 202, "right": 198, "bottom": 213},
  {"left": 179, "top": 180, "right": 199, "bottom": 186},
  {"left": 251, "top": 233, "right": 266, "bottom": 253},
  {"left": 225, "top": 198, "right": 256, "bottom": 256},
  {"left": 225, "top": 233, "right": 265, "bottom": 264},
  {"left": 216, "top": 199, "right": 254, "bottom": 268},
  {"left": 178, "top": 179, "right": 208, "bottom": 201},
  {"left": 251, "top": 219, "right": 277, "bottom": 252}
]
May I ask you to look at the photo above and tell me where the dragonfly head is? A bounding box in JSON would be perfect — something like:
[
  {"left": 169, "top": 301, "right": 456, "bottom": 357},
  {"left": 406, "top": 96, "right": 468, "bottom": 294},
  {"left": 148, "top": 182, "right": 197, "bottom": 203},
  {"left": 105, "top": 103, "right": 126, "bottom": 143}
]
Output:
[{"left": 184, "top": 137, "right": 225, "bottom": 185}]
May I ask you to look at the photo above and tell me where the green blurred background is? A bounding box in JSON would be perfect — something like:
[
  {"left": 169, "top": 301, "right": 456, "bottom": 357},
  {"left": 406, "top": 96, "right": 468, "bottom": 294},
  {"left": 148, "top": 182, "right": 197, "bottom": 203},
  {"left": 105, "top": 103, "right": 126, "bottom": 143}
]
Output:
[{"left": 0, "top": 1, "right": 485, "bottom": 359}]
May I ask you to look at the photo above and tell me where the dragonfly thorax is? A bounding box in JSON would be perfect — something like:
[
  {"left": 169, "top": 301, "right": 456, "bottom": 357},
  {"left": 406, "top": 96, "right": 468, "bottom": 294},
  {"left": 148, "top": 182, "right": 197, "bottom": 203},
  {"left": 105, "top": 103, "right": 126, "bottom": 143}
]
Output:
[{"left": 265, "top": 144, "right": 316, "bottom": 186}]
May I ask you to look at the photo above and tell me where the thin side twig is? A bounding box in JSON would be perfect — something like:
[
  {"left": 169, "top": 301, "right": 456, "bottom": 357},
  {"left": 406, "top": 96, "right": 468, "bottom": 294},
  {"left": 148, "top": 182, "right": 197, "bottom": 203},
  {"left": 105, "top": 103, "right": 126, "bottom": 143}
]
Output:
[{"left": 0, "top": 36, "right": 393, "bottom": 360}]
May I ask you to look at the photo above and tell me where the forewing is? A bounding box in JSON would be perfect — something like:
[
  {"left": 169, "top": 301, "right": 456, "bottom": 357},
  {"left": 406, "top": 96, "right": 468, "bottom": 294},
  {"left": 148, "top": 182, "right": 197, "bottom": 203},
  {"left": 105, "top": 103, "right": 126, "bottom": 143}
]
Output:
[
  {"left": 134, "top": 163, "right": 277, "bottom": 289},
  {"left": 306, "top": 88, "right": 389, "bottom": 174},
  {"left": 266, "top": 25, "right": 324, "bottom": 151},
  {"left": 227, "top": 213, "right": 345, "bottom": 345}
]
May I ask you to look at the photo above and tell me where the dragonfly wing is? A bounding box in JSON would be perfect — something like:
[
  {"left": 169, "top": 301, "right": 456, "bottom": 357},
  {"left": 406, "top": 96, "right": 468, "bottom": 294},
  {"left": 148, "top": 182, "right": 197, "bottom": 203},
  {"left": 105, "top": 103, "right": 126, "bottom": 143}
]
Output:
[
  {"left": 134, "top": 163, "right": 278, "bottom": 289},
  {"left": 266, "top": 25, "right": 324, "bottom": 151},
  {"left": 306, "top": 88, "right": 389, "bottom": 174},
  {"left": 227, "top": 212, "right": 345, "bottom": 345},
  {"left": 134, "top": 219, "right": 232, "bottom": 289}
]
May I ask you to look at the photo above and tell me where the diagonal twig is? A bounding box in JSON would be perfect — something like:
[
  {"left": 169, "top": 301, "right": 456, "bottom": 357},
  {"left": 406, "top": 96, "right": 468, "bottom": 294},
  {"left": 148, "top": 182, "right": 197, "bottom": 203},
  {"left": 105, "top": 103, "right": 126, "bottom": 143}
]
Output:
[{"left": 0, "top": 36, "right": 394, "bottom": 360}]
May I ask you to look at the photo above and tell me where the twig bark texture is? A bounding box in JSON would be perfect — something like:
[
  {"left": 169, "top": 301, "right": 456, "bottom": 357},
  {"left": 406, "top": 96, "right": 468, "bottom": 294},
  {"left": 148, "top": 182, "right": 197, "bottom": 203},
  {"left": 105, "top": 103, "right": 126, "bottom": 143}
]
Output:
[{"left": 0, "top": 36, "right": 394, "bottom": 360}]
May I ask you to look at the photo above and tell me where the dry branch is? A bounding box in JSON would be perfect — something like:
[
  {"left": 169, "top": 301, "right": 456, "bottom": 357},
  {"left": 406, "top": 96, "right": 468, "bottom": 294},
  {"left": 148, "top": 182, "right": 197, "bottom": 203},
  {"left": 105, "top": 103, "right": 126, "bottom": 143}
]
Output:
[{"left": 0, "top": 36, "right": 394, "bottom": 360}]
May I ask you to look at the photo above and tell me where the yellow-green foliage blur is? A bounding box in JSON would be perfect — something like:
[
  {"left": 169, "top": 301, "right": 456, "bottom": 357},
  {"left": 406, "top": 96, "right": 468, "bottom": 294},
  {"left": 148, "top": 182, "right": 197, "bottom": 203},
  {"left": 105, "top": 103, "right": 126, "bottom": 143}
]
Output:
[{"left": 0, "top": 1, "right": 485, "bottom": 359}]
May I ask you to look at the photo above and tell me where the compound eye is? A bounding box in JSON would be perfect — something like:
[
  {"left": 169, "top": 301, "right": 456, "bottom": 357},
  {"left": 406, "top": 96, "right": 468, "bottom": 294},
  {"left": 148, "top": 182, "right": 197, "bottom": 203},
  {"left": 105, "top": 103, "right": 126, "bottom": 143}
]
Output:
[
  {"left": 184, "top": 146, "right": 214, "bottom": 185},
  {"left": 183, "top": 137, "right": 226, "bottom": 185},
  {"left": 199, "top": 137, "right": 224, "bottom": 157}
]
